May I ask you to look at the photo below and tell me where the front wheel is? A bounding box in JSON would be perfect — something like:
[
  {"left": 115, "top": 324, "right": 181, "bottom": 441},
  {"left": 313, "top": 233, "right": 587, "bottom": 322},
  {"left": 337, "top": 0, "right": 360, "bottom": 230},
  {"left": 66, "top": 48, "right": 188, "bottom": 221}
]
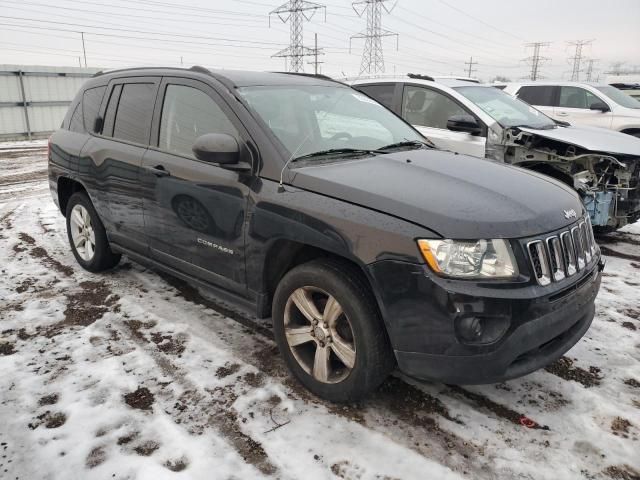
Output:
[
  {"left": 66, "top": 191, "right": 121, "bottom": 272},
  {"left": 272, "top": 258, "right": 394, "bottom": 402}
]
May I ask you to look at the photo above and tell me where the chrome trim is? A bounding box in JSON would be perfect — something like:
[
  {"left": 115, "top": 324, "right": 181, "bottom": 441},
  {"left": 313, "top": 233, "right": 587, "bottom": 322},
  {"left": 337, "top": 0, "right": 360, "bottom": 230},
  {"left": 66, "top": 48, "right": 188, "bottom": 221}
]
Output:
[
  {"left": 560, "top": 231, "right": 577, "bottom": 277},
  {"left": 527, "top": 240, "right": 551, "bottom": 286},
  {"left": 571, "top": 226, "right": 586, "bottom": 271},
  {"left": 580, "top": 222, "right": 592, "bottom": 263},
  {"left": 546, "top": 236, "right": 566, "bottom": 282}
]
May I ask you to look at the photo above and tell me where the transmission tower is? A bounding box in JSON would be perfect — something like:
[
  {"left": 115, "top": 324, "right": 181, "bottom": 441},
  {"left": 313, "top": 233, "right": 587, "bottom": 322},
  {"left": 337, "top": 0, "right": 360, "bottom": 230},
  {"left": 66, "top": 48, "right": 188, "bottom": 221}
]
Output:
[
  {"left": 523, "top": 42, "right": 550, "bottom": 81},
  {"left": 585, "top": 59, "right": 598, "bottom": 82},
  {"left": 269, "top": 0, "right": 326, "bottom": 73},
  {"left": 567, "top": 40, "right": 594, "bottom": 81},
  {"left": 350, "top": 0, "right": 398, "bottom": 75},
  {"left": 464, "top": 56, "right": 478, "bottom": 78}
]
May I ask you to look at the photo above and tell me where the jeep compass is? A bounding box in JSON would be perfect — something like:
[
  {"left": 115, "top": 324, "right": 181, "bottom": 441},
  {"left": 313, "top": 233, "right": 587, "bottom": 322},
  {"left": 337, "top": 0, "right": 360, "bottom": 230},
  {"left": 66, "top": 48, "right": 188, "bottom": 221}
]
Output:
[{"left": 48, "top": 67, "right": 603, "bottom": 402}]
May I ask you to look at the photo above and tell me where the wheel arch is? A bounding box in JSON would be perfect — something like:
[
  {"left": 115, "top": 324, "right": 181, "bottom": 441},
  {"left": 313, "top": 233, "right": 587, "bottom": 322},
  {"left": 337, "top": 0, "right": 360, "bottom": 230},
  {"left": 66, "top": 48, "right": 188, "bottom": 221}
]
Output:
[{"left": 57, "top": 176, "right": 90, "bottom": 216}]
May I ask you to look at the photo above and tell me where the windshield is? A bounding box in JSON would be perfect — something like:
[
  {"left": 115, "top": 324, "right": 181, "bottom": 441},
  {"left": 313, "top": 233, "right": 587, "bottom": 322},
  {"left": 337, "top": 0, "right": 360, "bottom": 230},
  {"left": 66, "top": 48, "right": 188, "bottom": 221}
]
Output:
[
  {"left": 596, "top": 85, "right": 640, "bottom": 109},
  {"left": 238, "top": 85, "right": 424, "bottom": 159},
  {"left": 454, "top": 85, "right": 557, "bottom": 129}
]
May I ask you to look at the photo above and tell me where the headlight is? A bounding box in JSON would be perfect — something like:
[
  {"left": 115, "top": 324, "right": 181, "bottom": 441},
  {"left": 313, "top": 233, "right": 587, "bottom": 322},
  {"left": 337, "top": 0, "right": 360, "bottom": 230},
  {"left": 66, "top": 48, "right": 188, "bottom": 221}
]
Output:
[{"left": 417, "top": 239, "right": 518, "bottom": 279}]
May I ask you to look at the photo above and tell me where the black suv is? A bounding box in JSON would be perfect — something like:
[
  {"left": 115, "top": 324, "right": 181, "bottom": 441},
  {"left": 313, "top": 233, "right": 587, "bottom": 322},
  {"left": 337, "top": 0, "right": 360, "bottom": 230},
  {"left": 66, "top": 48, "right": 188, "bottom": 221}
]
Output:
[{"left": 49, "top": 67, "right": 603, "bottom": 401}]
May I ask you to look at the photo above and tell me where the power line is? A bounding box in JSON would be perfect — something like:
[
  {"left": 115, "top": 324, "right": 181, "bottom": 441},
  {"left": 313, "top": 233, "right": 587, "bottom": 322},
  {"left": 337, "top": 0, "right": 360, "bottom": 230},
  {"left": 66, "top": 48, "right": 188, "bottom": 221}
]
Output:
[
  {"left": 269, "top": 0, "right": 326, "bottom": 72},
  {"left": 523, "top": 41, "right": 550, "bottom": 81},
  {"left": 567, "top": 39, "right": 594, "bottom": 81},
  {"left": 464, "top": 56, "right": 478, "bottom": 78},
  {"left": 307, "top": 32, "right": 325, "bottom": 74},
  {"left": 350, "top": 0, "right": 398, "bottom": 75},
  {"left": 585, "top": 59, "right": 598, "bottom": 82}
]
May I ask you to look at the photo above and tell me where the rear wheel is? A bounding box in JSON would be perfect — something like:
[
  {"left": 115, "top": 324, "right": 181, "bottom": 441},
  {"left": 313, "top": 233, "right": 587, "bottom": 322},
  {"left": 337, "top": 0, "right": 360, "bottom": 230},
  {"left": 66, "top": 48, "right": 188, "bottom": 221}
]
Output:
[
  {"left": 272, "top": 258, "right": 394, "bottom": 402},
  {"left": 66, "top": 191, "right": 121, "bottom": 272}
]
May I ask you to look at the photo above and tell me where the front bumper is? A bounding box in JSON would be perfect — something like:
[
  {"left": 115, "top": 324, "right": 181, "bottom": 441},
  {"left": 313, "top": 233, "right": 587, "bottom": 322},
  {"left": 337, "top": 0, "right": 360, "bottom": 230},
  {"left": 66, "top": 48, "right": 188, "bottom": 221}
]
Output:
[{"left": 368, "top": 256, "right": 602, "bottom": 385}]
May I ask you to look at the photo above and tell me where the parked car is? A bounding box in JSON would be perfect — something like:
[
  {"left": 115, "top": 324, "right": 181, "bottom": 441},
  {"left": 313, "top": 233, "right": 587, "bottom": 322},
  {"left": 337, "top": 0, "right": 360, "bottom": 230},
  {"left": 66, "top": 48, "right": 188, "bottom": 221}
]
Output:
[
  {"left": 352, "top": 75, "right": 640, "bottom": 231},
  {"left": 500, "top": 81, "right": 640, "bottom": 137},
  {"left": 49, "top": 67, "right": 603, "bottom": 401},
  {"left": 610, "top": 83, "right": 640, "bottom": 102}
]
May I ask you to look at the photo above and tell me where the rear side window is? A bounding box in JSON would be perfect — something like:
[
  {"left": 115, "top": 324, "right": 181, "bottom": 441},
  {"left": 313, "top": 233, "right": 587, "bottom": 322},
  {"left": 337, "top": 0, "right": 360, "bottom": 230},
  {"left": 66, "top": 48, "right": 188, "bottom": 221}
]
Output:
[
  {"left": 159, "top": 84, "right": 238, "bottom": 158},
  {"left": 558, "top": 86, "right": 601, "bottom": 109},
  {"left": 82, "top": 86, "right": 106, "bottom": 133},
  {"left": 516, "top": 86, "right": 556, "bottom": 107},
  {"left": 355, "top": 84, "right": 396, "bottom": 110},
  {"left": 402, "top": 86, "right": 469, "bottom": 129},
  {"left": 112, "top": 83, "right": 156, "bottom": 145},
  {"left": 69, "top": 103, "right": 84, "bottom": 133}
]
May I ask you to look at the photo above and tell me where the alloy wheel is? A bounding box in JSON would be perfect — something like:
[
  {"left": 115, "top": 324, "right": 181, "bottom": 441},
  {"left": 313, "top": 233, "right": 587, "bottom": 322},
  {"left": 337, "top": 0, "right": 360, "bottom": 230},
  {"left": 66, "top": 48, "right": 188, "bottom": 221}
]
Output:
[
  {"left": 69, "top": 204, "right": 96, "bottom": 261},
  {"left": 284, "top": 286, "right": 356, "bottom": 384}
]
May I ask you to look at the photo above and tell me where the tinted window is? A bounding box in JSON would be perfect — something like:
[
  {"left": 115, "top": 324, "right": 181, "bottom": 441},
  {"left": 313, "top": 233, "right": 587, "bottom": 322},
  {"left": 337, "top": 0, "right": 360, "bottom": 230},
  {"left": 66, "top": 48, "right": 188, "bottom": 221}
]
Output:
[
  {"left": 558, "top": 87, "right": 601, "bottom": 109},
  {"left": 516, "top": 86, "right": 555, "bottom": 107},
  {"left": 112, "top": 83, "right": 156, "bottom": 145},
  {"left": 82, "top": 86, "right": 106, "bottom": 133},
  {"left": 159, "top": 85, "right": 238, "bottom": 158},
  {"left": 355, "top": 84, "right": 395, "bottom": 110},
  {"left": 402, "top": 86, "right": 468, "bottom": 129},
  {"left": 102, "top": 84, "right": 123, "bottom": 137},
  {"left": 69, "top": 103, "right": 84, "bottom": 133},
  {"left": 596, "top": 85, "right": 640, "bottom": 108}
]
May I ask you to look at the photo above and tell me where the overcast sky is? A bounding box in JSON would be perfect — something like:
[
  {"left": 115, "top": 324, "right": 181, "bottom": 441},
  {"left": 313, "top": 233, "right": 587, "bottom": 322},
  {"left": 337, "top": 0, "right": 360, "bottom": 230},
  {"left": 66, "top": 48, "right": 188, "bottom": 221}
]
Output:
[{"left": 1, "top": 0, "right": 638, "bottom": 82}]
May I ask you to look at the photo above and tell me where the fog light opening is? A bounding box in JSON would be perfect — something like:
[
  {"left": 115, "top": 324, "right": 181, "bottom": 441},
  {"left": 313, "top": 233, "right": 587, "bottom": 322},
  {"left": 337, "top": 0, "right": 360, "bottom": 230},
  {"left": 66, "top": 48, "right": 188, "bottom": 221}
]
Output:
[{"left": 458, "top": 316, "right": 483, "bottom": 342}]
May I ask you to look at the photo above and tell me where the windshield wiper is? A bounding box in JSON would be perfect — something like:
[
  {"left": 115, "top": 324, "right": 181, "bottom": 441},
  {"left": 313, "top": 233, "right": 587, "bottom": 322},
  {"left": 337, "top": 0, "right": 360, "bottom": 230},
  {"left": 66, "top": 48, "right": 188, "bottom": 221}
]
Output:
[
  {"left": 292, "top": 148, "right": 382, "bottom": 162},
  {"left": 378, "top": 140, "right": 432, "bottom": 151}
]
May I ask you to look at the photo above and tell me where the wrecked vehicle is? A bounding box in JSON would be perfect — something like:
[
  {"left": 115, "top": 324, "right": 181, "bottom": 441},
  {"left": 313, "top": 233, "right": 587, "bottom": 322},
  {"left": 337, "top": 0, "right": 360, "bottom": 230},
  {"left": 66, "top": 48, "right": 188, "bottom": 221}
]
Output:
[{"left": 353, "top": 76, "right": 640, "bottom": 231}]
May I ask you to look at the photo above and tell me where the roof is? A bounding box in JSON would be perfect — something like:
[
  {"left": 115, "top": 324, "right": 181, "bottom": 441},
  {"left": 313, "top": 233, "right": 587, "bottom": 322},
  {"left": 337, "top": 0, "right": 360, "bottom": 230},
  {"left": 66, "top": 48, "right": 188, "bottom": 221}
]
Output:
[
  {"left": 350, "top": 75, "right": 489, "bottom": 89},
  {"left": 90, "top": 66, "right": 343, "bottom": 88},
  {"left": 503, "top": 81, "right": 608, "bottom": 88}
]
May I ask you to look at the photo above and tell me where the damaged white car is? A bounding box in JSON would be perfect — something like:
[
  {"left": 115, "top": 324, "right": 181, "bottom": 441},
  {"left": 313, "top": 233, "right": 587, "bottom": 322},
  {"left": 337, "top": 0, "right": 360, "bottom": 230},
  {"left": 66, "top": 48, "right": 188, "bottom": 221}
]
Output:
[{"left": 352, "top": 76, "right": 640, "bottom": 231}]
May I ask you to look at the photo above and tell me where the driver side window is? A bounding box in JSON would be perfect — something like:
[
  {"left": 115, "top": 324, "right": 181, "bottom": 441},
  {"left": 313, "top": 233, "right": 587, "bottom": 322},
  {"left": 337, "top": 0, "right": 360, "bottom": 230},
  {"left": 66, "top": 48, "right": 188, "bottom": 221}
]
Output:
[
  {"left": 159, "top": 85, "right": 238, "bottom": 159},
  {"left": 402, "top": 86, "right": 468, "bottom": 129}
]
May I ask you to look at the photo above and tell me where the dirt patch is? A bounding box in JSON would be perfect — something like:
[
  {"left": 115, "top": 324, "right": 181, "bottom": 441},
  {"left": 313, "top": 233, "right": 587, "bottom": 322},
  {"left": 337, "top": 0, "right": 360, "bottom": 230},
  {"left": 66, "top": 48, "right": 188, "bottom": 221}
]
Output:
[
  {"left": 86, "top": 446, "right": 106, "bottom": 468},
  {"left": 124, "top": 319, "right": 157, "bottom": 341},
  {"left": 624, "top": 378, "right": 640, "bottom": 388},
  {"left": 604, "top": 464, "right": 640, "bottom": 480},
  {"left": 29, "top": 246, "right": 74, "bottom": 277},
  {"left": 216, "top": 362, "right": 241, "bottom": 379},
  {"left": 18, "top": 232, "right": 35, "bottom": 245},
  {"left": 38, "top": 393, "right": 59, "bottom": 406},
  {"left": 624, "top": 309, "right": 640, "bottom": 320},
  {"left": 61, "top": 281, "right": 117, "bottom": 329},
  {"left": 0, "top": 342, "right": 16, "bottom": 355},
  {"left": 621, "top": 321, "right": 637, "bottom": 331},
  {"left": 134, "top": 440, "right": 160, "bottom": 456},
  {"left": 150, "top": 332, "right": 186, "bottom": 356},
  {"left": 611, "top": 417, "right": 633, "bottom": 437},
  {"left": 544, "top": 357, "right": 602, "bottom": 387},
  {"left": 631, "top": 262, "right": 640, "bottom": 270},
  {"left": 117, "top": 431, "right": 139, "bottom": 446},
  {"left": 243, "top": 371, "right": 265, "bottom": 388},
  {"left": 124, "top": 386, "right": 155, "bottom": 411},
  {"left": 164, "top": 457, "right": 189, "bottom": 472},
  {"left": 15, "top": 278, "right": 36, "bottom": 293},
  {"left": 28, "top": 411, "right": 66, "bottom": 429},
  {"left": 448, "top": 385, "right": 548, "bottom": 429}
]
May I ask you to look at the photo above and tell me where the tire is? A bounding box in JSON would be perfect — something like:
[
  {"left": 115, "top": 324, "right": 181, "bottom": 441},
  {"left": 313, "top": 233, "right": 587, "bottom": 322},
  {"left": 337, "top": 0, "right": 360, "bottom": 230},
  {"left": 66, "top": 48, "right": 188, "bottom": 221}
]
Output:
[
  {"left": 272, "top": 258, "right": 395, "bottom": 402},
  {"left": 65, "top": 191, "right": 121, "bottom": 272}
]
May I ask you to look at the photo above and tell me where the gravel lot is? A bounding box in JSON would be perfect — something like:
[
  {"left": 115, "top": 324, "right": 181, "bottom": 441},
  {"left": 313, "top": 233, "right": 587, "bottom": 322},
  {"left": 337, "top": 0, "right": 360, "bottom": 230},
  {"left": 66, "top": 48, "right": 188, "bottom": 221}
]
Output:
[{"left": 1, "top": 142, "right": 639, "bottom": 480}]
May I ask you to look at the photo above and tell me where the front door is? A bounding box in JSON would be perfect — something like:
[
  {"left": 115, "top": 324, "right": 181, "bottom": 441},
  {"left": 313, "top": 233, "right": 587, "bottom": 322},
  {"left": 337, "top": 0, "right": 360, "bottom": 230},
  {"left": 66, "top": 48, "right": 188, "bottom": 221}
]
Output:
[
  {"left": 401, "top": 85, "right": 486, "bottom": 157},
  {"left": 142, "top": 78, "right": 251, "bottom": 294}
]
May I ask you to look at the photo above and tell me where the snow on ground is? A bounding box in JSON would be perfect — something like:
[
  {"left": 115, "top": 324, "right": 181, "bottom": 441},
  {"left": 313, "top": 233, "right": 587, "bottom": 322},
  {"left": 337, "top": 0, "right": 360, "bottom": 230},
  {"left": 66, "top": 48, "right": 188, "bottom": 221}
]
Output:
[{"left": 0, "top": 143, "right": 639, "bottom": 480}]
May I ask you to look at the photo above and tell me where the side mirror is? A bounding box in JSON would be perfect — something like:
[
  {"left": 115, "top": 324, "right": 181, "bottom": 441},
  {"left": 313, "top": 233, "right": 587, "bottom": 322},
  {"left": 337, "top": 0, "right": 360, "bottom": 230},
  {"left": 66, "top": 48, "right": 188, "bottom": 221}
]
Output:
[
  {"left": 589, "top": 102, "right": 610, "bottom": 113},
  {"left": 192, "top": 133, "right": 249, "bottom": 171},
  {"left": 446, "top": 114, "right": 482, "bottom": 135}
]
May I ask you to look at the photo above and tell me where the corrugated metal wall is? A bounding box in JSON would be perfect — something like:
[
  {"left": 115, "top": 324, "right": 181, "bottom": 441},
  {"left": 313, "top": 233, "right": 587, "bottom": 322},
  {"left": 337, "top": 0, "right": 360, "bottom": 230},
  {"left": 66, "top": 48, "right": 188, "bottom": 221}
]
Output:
[{"left": 0, "top": 65, "right": 101, "bottom": 141}]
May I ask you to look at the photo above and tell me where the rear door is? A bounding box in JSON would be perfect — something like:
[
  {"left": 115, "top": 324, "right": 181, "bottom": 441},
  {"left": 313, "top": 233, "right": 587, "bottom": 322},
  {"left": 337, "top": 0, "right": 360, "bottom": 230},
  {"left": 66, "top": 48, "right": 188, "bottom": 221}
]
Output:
[
  {"left": 141, "top": 77, "right": 251, "bottom": 295},
  {"left": 401, "top": 84, "right": 486, "bottom": 157},
  {"left": 81, "top": 77, "right": 160, "bottom": 254},
  {"left": 353, "top": 83, "right": 401, "bottom": 114},
  {"left": 555, "top": 86, "right": 613, "bottom": 128},
  {"left": 514, "top": 85, "right": 557, "bottom": 118}
]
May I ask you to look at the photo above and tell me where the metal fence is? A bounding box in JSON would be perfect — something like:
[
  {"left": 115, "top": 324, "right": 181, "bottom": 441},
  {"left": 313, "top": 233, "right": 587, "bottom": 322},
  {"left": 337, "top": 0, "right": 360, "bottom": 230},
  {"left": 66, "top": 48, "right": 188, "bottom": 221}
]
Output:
[{"left": 0, "top": 65, "right": 101, "bottom": 141}]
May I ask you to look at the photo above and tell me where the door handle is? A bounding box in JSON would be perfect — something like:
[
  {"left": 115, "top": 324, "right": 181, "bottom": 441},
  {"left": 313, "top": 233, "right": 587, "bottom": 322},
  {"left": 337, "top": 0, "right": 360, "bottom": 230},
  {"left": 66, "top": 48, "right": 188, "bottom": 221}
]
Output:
[{"left": 145, "top": 165, "right": 170, "bottom": 177}]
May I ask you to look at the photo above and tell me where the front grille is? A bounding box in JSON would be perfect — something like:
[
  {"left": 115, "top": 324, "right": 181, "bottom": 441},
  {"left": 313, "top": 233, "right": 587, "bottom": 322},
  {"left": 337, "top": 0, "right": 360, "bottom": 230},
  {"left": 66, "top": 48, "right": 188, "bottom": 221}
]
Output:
[{"left": 527, "top": 217, "right": 597, "bottom": 286}]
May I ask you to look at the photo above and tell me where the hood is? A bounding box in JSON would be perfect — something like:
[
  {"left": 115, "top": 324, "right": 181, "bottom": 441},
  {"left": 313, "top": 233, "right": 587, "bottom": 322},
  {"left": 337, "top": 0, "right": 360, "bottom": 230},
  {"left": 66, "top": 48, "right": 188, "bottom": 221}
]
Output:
[
  {"left": 289, "top": 150, "right": 583, "bottom": 239},
  {"left": 518, "top": 125, "right": 640, "bottom": 156}
]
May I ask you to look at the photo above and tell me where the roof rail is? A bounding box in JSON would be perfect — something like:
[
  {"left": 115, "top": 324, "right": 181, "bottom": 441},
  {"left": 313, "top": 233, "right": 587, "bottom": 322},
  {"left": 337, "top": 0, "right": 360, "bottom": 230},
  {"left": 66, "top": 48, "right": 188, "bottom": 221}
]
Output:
[
  {"left": 92, "top": 70, "right": 104, "bottom": 77},
  {"left": 407, "top": 73, "right": 435, "bottom": 81}
]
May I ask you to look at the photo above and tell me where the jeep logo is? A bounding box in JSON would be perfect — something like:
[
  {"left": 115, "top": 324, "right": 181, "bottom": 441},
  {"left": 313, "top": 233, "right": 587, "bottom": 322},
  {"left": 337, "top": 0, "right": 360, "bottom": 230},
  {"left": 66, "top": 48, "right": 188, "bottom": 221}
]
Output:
[{"left": 563, "top": 209, "right": 577, "bottom": 219}]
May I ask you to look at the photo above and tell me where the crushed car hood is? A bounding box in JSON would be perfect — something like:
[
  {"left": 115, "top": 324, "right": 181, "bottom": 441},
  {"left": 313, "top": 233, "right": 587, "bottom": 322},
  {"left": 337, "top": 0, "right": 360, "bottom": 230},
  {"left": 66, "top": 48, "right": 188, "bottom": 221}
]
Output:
[
  {"left": 518, "top": 125, "right": 640, "bottom": 156},
  {"left": 290, "top": 150, "right": 583, "bottom": 239}
]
